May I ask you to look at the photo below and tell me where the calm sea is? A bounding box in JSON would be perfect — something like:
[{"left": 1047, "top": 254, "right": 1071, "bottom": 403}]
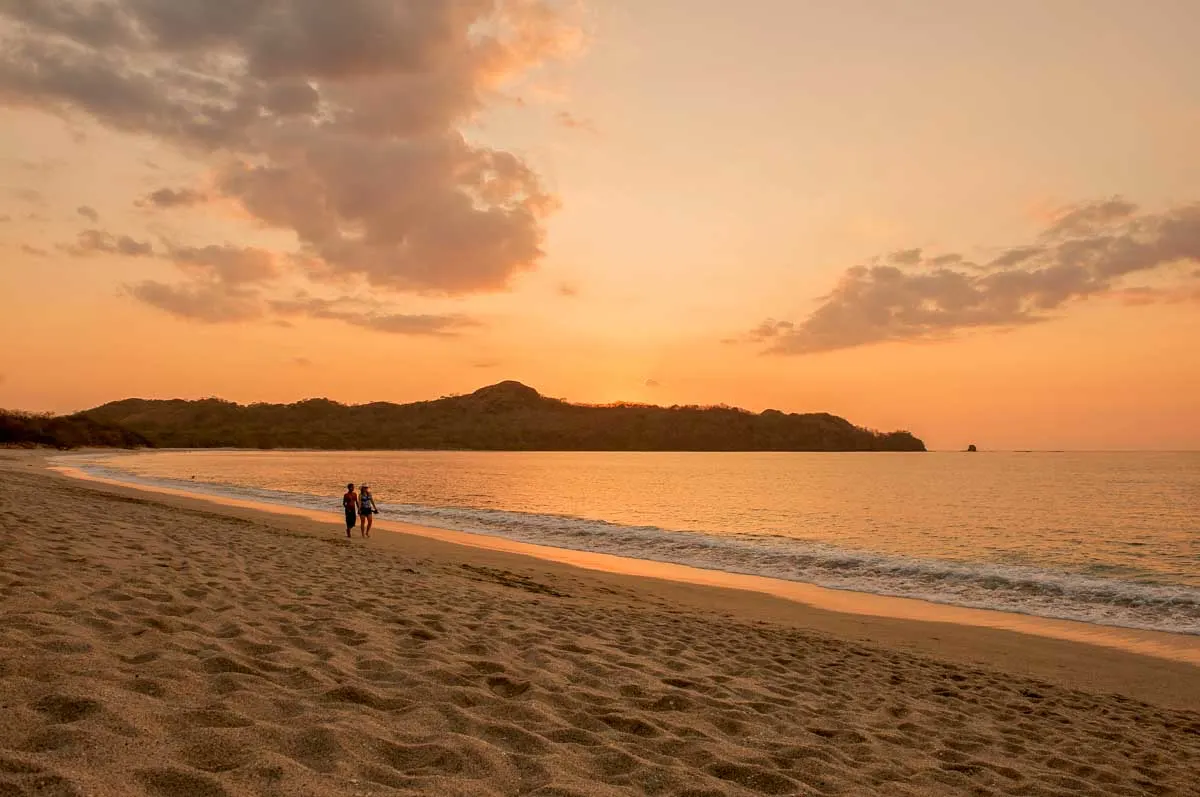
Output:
[{"left": 63, "top": 450, "right": 1199, "bottom": 635}]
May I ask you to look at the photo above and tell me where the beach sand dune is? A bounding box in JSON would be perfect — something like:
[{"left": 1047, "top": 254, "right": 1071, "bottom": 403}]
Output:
[{"left": 1, "top": 463, "right": 1197, "bottom": 796}]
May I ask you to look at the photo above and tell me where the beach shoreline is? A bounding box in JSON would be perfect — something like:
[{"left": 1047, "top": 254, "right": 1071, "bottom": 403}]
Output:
[
  {"left": 2, "top": 449, "right": 1198, "bottom": 796},
  {"left": 49, "top": 450, "right": 1200, "bottom": 668}
]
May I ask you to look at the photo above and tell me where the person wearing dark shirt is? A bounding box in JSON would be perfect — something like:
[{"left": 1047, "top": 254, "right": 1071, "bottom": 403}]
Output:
[{"left": 342, "top": 483, "right": 358, "bottom": 538}]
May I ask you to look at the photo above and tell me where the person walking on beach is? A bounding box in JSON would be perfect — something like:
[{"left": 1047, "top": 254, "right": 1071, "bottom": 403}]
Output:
[
  {"left": 359, "top": 484, "right": 378, "bottom": 538},
  {"left": 342, "top": 483, "right": 358, "bottom": 538}
]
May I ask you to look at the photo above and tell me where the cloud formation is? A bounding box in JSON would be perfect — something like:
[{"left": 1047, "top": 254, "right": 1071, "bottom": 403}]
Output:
[
  {"left": 1113, "top": 284, "right": 1200, "bottom": 306},
  {"left": 1040, "top": 197, "right": 1137, "bottom": 239},
  {"left": 270, "top": 296, "right": 478, "bottom": 337},
  {"left": 750, "top": 199, "right": 1200, "bottom": 354},
  {"left": 168, "top": 245, "right": 279, "bottom": 285},
  {"left": 76, "top": 204, "right": 98, "bottom": 221},
  {"left": 85, "top": 228, "right": 479, "bottom": 336},
  {"left": 555, "top": 110, "right": 596, "bottom": 133},
  {"left": 141, "top": 187, "right": 207, "bottom": 208},
  {"left": 126, "top": 243, "right": 284, "bottom": 322},
  {"left": 67, "top": 229, "right": 153, "bottom": 257},
  {"left": 0, "top": 0, "right": 577, "bottom": 298},
  {"left": 127, "top": 281, "right": 262, "bottom": 323},
  {"left": 11, "top": 187, "right": 42, "bottom": 203},
  {"left": 126, "top": 279, "right": 262, "bottom": 324}
]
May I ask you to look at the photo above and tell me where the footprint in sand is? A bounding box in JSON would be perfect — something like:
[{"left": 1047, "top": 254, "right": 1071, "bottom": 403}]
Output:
[
  {"left": 486, "top": 675, "right": 531, "bottom": 698},
  {"left": 33, "top": 695, "right": 100, "bottom": 724},
  {"left": 174, "top": 731, "right": 255, "bottom": 773},
  {"left": 136, "top": 768, "right": 230, "bottom": 797}
]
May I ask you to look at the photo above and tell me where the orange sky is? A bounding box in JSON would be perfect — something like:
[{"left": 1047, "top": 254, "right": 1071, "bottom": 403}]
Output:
[{"left": 1, "top": 0, "right": 1198, "bottom": 450}]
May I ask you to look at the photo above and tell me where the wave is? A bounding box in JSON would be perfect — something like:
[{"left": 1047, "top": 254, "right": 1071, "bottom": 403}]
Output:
[{"left": 69, "top": 460, "right": 1200, "bottom": 636}]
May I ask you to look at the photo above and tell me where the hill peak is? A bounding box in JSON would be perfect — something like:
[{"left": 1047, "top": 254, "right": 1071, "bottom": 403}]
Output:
[{"left": 469, "top": 381, "right": 544, "bottom": 403}]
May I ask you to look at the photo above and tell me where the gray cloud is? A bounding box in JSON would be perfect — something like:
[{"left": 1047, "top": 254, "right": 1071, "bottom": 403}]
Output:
[
  {"left": 929, "top": 253, "right": 963, "bottom": 266},
  {"left": 645, "top": 379, "right": 660, "bottom": 388},
  {"left": 0, "top": 0, "right": 577, "bottom": 296},
  {"left": 1, "top": 0, "right": 140, "bottom": 48},
  {"left": 987, "top": 246, "right": 1042, "bottom": 269},
  {"left": 219, "top": 135, "right": 550, "bottom": 294},
  {"left": 888, "top": 248, "right": 922, "bottom": 266},
  {"left": 0, "top": 35, "right": 245, "bottom": 147},
  {"left": 126, "top": 281, "right": 264, "bottom": 323},
  {"left": 67, "top": 228, "right": 153, "bottom": 257},
  {"left": 750, "top": 199, "right": 1200, "bottom": 355},
  {"left": 263, "top": 80, "right": 320, "bottom": 115},
  {"left": 1041, "top": 197, "right": 1137, "bottom": 240},
  {"left": 169, "top": 244, "right": 278, "bottom": 285},
  {"left": 1114, "top": 284, "right": 1200, "bottom": 306},
  {"left": 555, "top": 111, "right": 596, "bottom": 133},
  {"left": 76, "top": 204, "right": 98, "bottom": 221},
  {"left": 124, "top": 242, "right": 280, "bottom": 320},
  {"left": 270, "top": 295, "right": 478, "bottom": 337},
  {"left": 748, "top": 320, "right": 794, "bottom": 339},
  {"left": 141, "top": 187, "right": 207, "bottom": 208},
  {"left": 358, "top": 312, "right": 479, "bottom": 336},
  {"left": 20, "top": 244, "right": 48, "bottom": 256}
]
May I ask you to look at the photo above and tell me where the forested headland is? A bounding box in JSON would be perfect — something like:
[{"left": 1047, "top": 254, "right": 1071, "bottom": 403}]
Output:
[
  {"left": 80, "top": 381, "right": 925, "bottom": 451},
  {"left": 1, "top": 410, "right": 151, "bottom": 449}
]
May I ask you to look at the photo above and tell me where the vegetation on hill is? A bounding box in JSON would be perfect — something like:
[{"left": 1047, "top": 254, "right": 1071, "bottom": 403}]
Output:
[
  {"left": 82, "top": 381, "right": 925, "bottom": 451},
  {"left": 0, "top": 410, "right": 151, "bottom": 449}
]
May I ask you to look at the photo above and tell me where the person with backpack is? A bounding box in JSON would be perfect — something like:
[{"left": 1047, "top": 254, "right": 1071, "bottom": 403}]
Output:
[{"left": 342, "top": 483, "right": 358, "bottom": 538}]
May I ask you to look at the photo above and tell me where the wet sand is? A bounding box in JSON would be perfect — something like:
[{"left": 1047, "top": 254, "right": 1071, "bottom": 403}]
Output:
[{"left": 1, "top": 452, "right": 1197, "bottom": 796}]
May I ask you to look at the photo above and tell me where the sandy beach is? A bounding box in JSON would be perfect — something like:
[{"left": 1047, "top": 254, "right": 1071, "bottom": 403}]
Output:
[{"left": 1, "top": 453, "right": 1197, "bottom": 796}]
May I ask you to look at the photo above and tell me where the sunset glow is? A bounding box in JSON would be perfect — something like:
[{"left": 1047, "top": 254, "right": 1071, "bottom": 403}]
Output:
[{"left": 2, "top": 0, "right": 1198, "bottom": 450}]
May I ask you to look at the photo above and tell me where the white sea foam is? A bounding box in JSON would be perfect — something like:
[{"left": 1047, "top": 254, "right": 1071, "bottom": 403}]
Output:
[{"left": 71, "top": 460, "right": 1200, "bottom": 636}]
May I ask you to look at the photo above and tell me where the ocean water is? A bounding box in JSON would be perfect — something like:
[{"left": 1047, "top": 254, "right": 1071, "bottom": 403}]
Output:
[{"left": 62, "top": 450, "right": 1200, "bottom": 635}]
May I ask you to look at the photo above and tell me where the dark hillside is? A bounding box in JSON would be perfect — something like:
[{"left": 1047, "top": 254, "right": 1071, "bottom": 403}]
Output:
[
  {"left": 83, "top": 382, "right": 925, "bottom": 451},
  {"left": 0, "top": 410, "right": 151, "bottom": 449}
]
